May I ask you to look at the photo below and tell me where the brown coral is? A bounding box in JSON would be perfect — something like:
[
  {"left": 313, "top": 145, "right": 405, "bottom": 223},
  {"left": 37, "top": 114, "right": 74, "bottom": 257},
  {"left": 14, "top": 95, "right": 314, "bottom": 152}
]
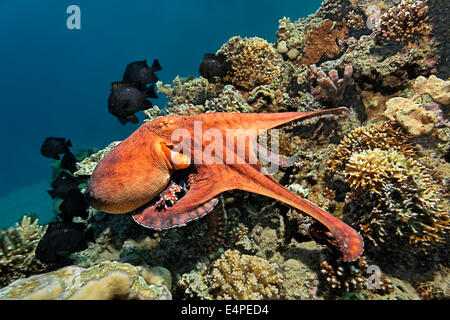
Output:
[
  {"left": 301, "top": 19, "right": 349, "bottom": 65},
  {"left": 309, "top": 64, "right": 353, "bottom": 107},
  {"left": 217, "top": 36, "right": 282, "bottom": 91},
  {"left": 320, "top": 255, "right": 394, "bottom": 294},
  {"left": 375, "top": 0, "right": 432, "bottom": 42}
]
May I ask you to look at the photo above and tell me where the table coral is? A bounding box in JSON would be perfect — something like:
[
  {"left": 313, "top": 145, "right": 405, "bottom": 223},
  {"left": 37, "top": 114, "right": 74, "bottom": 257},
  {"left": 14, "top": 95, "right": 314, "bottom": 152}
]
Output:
[
  {"left": 0, "top": 261, "right": 171, "bottom": 300},
  {"left": 217, "top": 36, "right": 282, "bottom": 91},
  {"left": 375, "top": 0, "right": 432, "bottom": 42},
  {"left": 207, "top": 249, "right": 283, "bottom": 300},
  {"left": 0, "top": 216, "right": 47, "bottom": 287}
]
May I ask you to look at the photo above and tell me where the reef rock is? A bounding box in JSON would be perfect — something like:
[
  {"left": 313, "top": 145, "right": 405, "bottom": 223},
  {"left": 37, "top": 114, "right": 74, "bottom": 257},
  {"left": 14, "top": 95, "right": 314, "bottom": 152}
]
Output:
[
  {"left": 413, "top": 75, "right": 450, "bottom": 105},
  {"left": 384, "top": 97, "right": 437, "bottom": 136},
  {"left": 0, "top": 261, "right": 171, "bottom": 300}
]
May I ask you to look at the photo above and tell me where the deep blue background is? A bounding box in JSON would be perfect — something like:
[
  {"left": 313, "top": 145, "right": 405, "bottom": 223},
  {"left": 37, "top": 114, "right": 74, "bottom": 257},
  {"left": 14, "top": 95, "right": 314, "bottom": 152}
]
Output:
[{"left": 0, "top": 0, "right": 322, "bottom": 227}]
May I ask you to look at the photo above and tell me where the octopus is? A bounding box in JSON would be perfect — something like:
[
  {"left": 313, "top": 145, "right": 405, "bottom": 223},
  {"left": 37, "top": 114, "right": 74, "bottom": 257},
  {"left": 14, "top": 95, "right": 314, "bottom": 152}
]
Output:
[{"left": 85, "top": 107, "right": 363, "bottom": 261}]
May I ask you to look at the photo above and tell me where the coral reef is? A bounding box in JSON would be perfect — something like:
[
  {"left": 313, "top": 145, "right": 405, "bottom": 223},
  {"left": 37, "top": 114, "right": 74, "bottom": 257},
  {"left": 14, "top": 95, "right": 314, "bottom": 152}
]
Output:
[
  {"left": 320, "top": 255, "right": 394, "bottom": 294},
  {"left": 207, "top": 249, "right": 283, "bottom": 300},
  {"left": 383, "top": 74, "right": 449, "bottom": 136},
  {"left": 4, "top": 0, "right": 448, "bottom": 301},
  {"left": 301, "top": 19, "right": 349, "bottom": 65},
  {"left": 309, "top": 64, "right": 354, "bottom": 107},
  {"left": 326, "top": 122, "right": 449, "bottom": 249},
  {"left": 0, "top": 261, "right": 171, "bottom": 300},
  {"left": 217, "top": 36, "right": 282, "bottom": 91},
  {"left": 375, "top": 0, "right": 432, "bottom": 42},
  {"left": 0, "top": 216, "right": 48, "bottom": 287},
  {"left": 384, "top": 97, "right": 437, "bottom": 136},
  {"left": 74, "top": 141, "right": 121, "bottom": 177},
  {"left": 413, "top": 75, "right": 450, "bottom": 105}
]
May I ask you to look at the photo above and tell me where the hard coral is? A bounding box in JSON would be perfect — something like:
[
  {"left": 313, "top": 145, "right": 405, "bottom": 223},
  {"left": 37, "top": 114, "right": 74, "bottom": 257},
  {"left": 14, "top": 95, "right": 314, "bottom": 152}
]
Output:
[
  {"left": 0, "top": 261, "right": 171, "bottom": 300},
  {"left": 309, "top": 64, "right": 353, "bottom": 107},
  {"left": 326, "top": 122, "right": 415, "bottom": 174},
  {"left": 217, "top": 36, "right": 282, "bottom": 91},
  {"left": 375, "top": 0, "right": 432, "bottom": 42},
  {"left": 207, "top": 249, "right": 283, "bottom": 300},
  {"left": 301, "top": 19, "right": 349, "bottom": 66},
  {"left": 326, "top": 122, "right": 449, "bottom": 249},
  {"left": 320, "top": 255, "right": 394, "bottom": 294},
  {"left": 0, "top": 216, "right": 47, "bottom": 287}
]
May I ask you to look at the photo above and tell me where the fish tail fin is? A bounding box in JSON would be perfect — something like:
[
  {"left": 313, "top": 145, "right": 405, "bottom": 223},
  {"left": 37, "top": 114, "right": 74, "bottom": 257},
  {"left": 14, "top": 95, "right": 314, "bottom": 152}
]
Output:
[
  {"left": 146, "top": 84, "right": 158, "bottom": 99},
  {"left": 151, "top": 59, "right": 162, "bottom": 72}
]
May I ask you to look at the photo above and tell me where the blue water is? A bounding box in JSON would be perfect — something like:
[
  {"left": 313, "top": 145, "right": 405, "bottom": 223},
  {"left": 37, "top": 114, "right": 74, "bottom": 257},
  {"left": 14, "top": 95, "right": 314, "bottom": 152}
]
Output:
[{"left": 0, "top": 0, "right": 322, "bottom": 227}]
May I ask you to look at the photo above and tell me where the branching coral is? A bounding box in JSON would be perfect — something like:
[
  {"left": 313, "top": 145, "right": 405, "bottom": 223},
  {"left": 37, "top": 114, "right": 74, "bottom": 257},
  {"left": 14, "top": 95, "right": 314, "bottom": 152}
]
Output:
[
  {"left": 326, "top": 122, "right": 449, "bottom": 249},
  {"left": 326, "top": 122, "right": 415, "bottom": 173},
  {"left": 0, "top": 216, "right": 47, "bottom": 287},
  {"left": 320, "top": 255, "right": 394, "bottom": 294},
  {"left": 157, "top": 76, "right": 219, "bottom": 109},
  {"left": 217, "top": 36, "right": 282, "bottom": 91},
  {"left": 375, "top": 0, "right": 432, "bottom": 42},
  {"left": 207, "top": 250, "right": 283, "bottom": 300},
  {"left": 309, "top": 64, "right": 353, "bottom": 107}
]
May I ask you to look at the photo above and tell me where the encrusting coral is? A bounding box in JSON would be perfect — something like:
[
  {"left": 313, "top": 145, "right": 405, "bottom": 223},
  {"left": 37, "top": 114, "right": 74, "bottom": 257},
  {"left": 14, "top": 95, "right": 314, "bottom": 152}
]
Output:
[
  {"left": 301, "top": 19, "right": 348, "bottom": 65},
  {"left": 375, "top": 0, "right": 432, "bottom": 42},
  {"left": 383, "top": 74, "right": 449, "bottom": 137},
  {"left": 0, "top": 261, "right": 171, "bottom": 300},
  {"left": 207, "top": 249, "right": 283, "bottom": 300},
  {"left": 0, "top": 216, "right": 47, "bottom": 287}
]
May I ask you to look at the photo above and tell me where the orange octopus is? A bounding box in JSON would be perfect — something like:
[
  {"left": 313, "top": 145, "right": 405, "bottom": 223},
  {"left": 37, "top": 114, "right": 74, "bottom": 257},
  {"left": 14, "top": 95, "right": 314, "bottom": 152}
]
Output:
[{"left": 86, "top": 107, "right": 363, "bottom": 261}]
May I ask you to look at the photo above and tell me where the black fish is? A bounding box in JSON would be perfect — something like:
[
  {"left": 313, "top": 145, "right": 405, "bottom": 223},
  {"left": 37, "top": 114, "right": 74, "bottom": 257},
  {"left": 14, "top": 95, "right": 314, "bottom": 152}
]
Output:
[
  {"left": 58, "top": 189, "right": 89, "bottom": 221},
  {"left": 123, "top": 59, "right": 162, "bottom": 89},
  {"left": 108, "top": 82, "right": 157, "bottom": 125},
  {"left": 199, "top": 53, "right": 232, "bottom": 83},
  {"left": 35, "top": 221, "right": 87, "bottom": 264},
  {"left": 61, "top": 150, "right": 78, "bottom": 173},
  {"left": 47, "top": 172, "right": 79, "bottom": 199},
  {"left": 40, "top": 137, "right": 72, "bottom": 160}
]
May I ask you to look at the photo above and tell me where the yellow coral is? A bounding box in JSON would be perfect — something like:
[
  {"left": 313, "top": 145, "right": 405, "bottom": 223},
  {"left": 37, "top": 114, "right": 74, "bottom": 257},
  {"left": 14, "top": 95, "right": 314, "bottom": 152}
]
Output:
[
  {"left": 326, "top": 122, "right": 415, "bottom": 173},
  {"left": 327, "top": 123, "right": 448, "bottom": 248},
  {"left": 345, "top": 148, "right": 406, "bottom": 194},
  {"left": 0, "top": 216, "right": 47, "bottom": 287},
  {"left": 384, "top": 97, "right": 437, "bottom": 137},
  {"left": 207, "top": 250, "right": 283, "bottom": 300},
  {"left": 413, "top": 75, "right": 450, "bottom": 105},
  {"left": 217, "top": 36, "right": 281, "bottom": 91}
]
